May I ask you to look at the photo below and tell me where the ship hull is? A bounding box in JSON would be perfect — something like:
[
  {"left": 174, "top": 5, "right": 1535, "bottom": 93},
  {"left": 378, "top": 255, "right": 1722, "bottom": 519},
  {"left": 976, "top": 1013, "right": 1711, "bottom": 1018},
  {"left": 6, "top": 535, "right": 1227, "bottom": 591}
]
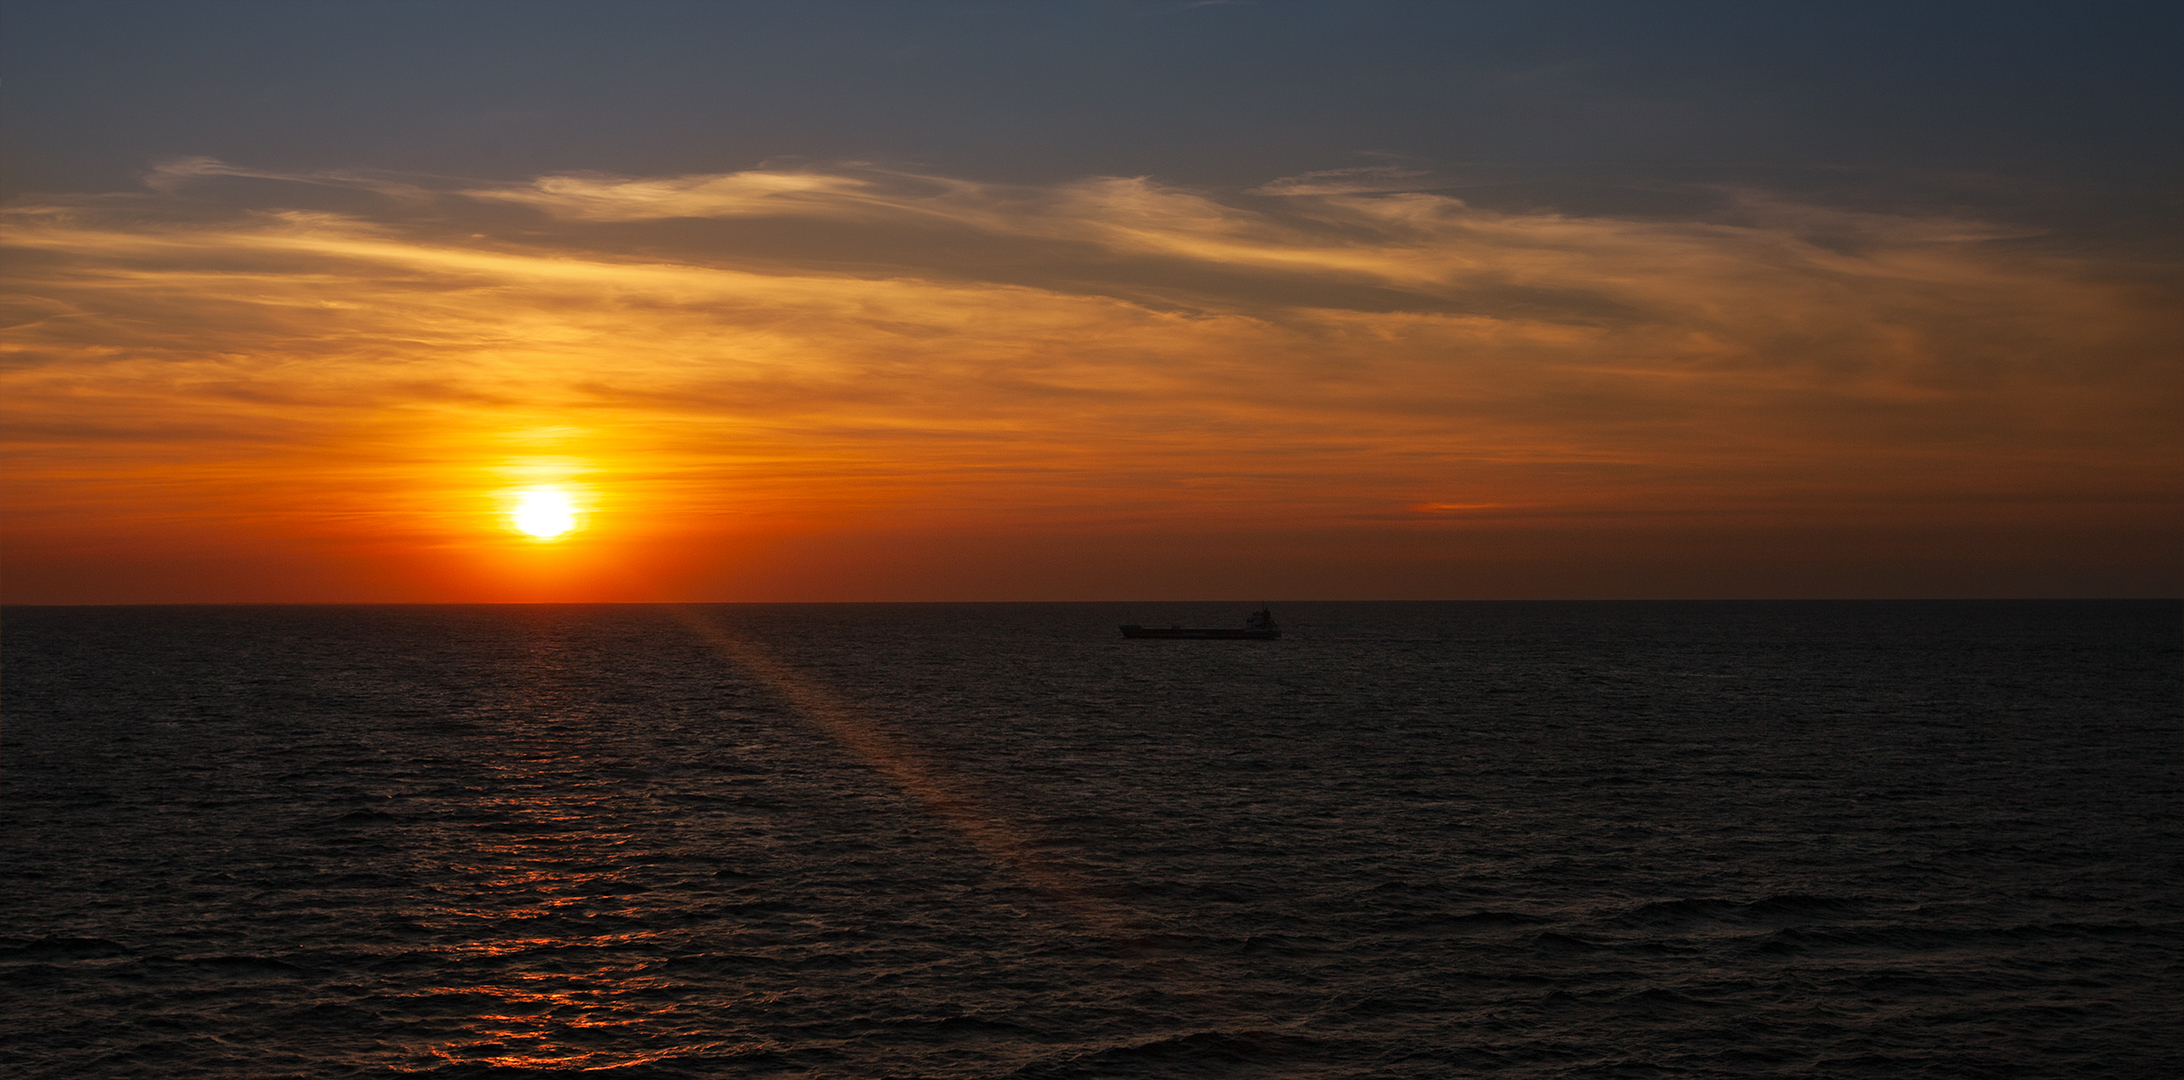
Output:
[{"left": 1119, "top": 626, "right": 1281, "bottom": 640}]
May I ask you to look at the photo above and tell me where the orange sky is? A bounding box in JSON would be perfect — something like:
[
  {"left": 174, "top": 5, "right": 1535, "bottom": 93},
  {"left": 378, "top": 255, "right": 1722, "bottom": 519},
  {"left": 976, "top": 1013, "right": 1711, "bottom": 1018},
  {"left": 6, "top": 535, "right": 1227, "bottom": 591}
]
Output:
[{"left": 3, "top": 161, "right": 2179, "bottom": 601}]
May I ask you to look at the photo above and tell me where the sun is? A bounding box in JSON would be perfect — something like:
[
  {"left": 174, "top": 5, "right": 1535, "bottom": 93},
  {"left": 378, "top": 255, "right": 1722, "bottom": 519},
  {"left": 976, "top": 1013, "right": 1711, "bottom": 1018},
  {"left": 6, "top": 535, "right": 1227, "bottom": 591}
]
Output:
[{"left": 510, "top": 486, "right": 579, "bottom": 541}]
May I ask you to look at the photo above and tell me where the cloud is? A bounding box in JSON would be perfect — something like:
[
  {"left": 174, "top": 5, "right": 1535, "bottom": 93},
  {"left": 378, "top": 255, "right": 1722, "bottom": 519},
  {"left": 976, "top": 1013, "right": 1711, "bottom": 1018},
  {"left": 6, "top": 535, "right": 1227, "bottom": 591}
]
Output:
[
  {"left": 143, "top": 156, "right": 437, "bottom": 201},
  {"left": 1248, "top": 165, "right": 1440, "bottom": 196},
  {"left": 463, "top": 168, "right": 879, "bottom": 221},
  {"left": 3, "top": 160, "right": 2177, "bottom": 598}
]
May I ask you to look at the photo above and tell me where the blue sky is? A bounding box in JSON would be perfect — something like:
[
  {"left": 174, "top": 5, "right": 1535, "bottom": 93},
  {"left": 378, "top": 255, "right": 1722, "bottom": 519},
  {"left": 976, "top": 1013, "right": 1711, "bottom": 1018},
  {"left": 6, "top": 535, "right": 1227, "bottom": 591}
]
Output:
[{"left": 7, "top": 1, "right": 2177, "bottom": 203}]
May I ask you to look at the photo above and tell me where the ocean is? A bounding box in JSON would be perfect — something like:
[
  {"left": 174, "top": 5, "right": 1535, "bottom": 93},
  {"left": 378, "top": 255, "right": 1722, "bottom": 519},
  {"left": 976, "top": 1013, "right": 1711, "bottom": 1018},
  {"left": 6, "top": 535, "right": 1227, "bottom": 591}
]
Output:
[{"left": 3, "top": 601, "right": 2179, "bottom": 1078}]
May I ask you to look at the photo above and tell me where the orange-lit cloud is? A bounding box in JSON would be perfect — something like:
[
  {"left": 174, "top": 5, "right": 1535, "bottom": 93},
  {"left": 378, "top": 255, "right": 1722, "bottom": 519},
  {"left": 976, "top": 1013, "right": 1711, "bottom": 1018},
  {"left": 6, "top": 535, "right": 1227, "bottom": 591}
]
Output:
[{"left": 2, "top": 162, "right": 2177, "bottom": 600}]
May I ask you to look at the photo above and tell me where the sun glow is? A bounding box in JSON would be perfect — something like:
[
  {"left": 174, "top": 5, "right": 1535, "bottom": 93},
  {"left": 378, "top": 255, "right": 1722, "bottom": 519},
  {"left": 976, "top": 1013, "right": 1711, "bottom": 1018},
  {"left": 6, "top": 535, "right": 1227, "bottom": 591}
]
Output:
[{"left": 510, "top": 487, "right": 579, "bottom": 541}]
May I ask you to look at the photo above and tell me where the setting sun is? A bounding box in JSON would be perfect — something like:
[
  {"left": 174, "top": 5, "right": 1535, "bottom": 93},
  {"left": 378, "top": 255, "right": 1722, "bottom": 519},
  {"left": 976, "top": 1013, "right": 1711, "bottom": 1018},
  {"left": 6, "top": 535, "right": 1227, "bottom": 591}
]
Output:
[{"left": 511, "top": 487, "right": 579, "bottom": 541}]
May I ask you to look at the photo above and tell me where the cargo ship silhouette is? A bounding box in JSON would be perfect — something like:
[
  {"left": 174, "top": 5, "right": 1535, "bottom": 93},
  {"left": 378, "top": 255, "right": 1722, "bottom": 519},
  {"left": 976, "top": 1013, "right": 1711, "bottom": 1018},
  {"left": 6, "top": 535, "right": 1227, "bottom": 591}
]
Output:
[{"left": 1120, "top": 607, "right": 1281, "bottom": 640}]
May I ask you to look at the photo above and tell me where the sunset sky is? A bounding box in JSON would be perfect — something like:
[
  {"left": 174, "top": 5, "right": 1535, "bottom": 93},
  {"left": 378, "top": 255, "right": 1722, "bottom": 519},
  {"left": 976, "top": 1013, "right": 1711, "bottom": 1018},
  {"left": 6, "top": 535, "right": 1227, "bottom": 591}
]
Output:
[{"left": 3, "top": 0, "right": 2178, "bottom": 602}]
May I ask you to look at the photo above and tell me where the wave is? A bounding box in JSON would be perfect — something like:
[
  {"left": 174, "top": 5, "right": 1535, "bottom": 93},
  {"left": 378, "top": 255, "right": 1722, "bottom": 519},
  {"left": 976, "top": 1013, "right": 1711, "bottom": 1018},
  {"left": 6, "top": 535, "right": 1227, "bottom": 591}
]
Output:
[
  {"left": 1610, "top": 893, "right": 1866, "bottom": 928},
  {"left": 0, "top": 936, "right": 132, "bottom": 960},
  {"left": 1010, "top": 1029, "right": 1337, "bottom": 1078}
]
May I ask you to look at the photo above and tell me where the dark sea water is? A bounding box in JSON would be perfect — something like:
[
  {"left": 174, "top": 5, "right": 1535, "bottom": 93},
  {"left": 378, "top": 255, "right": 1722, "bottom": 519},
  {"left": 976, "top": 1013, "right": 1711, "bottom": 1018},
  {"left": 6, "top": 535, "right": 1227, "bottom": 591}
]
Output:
[{"left": 3, "top": 601, "right": 2179, "bottom": 1078}]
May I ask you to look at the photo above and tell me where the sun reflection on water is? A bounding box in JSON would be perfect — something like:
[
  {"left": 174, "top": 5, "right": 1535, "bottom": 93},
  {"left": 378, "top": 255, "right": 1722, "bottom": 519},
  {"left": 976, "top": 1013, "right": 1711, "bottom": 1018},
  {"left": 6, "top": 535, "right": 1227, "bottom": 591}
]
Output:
[
  {"left": 389, "top": 607, "right": 1192, "bottom": 1074},
  {"left": 389, "top": 622, "right": 738, "bottom": 1074}
]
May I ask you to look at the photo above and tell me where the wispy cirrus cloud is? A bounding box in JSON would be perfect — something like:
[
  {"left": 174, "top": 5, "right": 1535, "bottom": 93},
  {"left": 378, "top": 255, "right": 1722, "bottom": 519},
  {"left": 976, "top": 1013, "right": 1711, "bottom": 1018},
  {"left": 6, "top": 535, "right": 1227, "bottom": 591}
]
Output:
[
  {"left": 1248, "top": 164, "right": 1440, "bottom": 196},
  {"left": 3, "top": 160, "right": 2177, "bottom": 599},
  {"left": 461, "top": 167, "right": 881, "bottom": 221},
  {"left": 142, "top": 155, "right": 440, "bottom": 201}
]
